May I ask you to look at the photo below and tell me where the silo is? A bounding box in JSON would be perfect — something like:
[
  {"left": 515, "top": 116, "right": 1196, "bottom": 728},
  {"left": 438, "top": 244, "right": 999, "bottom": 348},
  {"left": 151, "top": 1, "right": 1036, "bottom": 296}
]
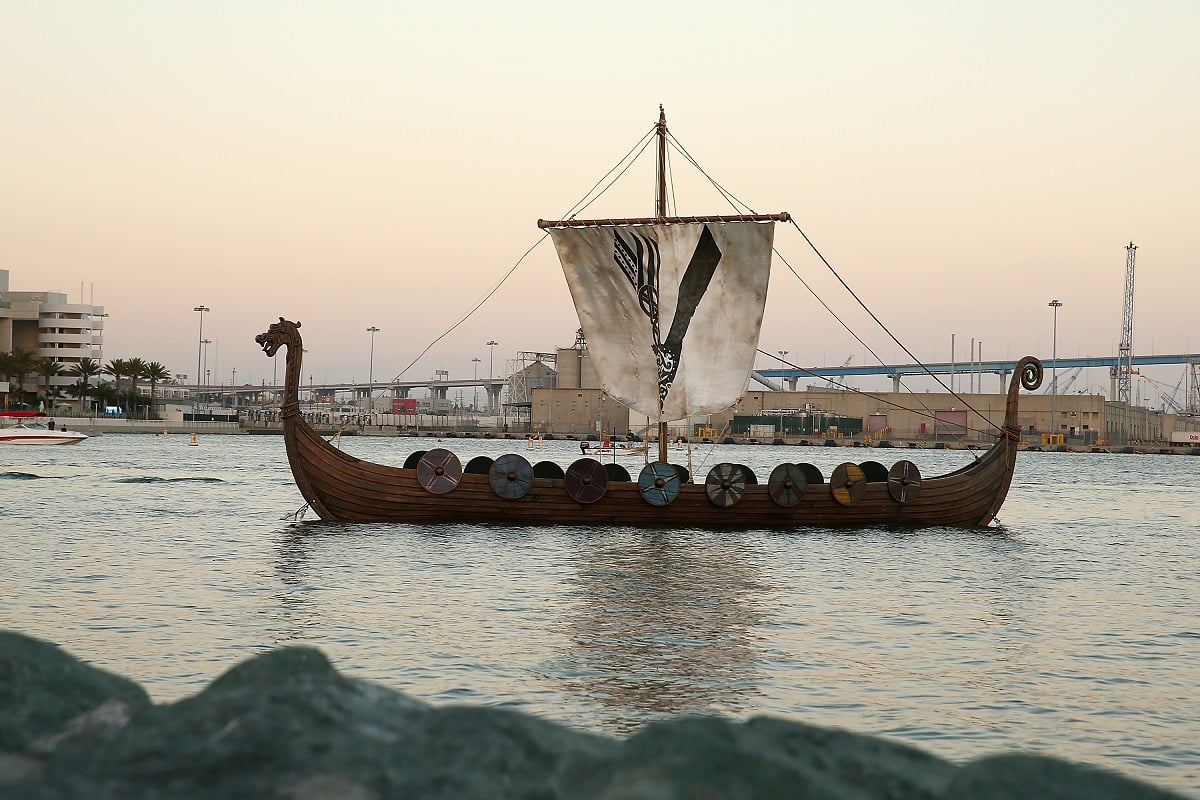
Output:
[
  {"left": 580, "top": 350, "right": 600, "bottom": 389},
  {"left": 556, "top": 348, "right": 581, "bottom": 389}
]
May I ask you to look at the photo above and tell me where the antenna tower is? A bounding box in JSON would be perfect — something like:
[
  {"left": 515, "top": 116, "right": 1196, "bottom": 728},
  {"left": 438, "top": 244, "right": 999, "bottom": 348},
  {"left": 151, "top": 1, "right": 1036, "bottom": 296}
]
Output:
[{"left": 1116, "top": 242, "right": 1137, "bottom": 406}]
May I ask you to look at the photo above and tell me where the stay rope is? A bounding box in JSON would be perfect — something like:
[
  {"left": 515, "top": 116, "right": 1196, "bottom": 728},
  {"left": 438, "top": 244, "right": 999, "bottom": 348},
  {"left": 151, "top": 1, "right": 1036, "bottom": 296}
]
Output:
[
  {"left": 392, "top": 122, "right": 1003, "bottom": 449},
  {"left": 754, "top": 348, "right": 1003, "bottom": 442},
  {"left": 668, "top": 131, "right": 1000, "bottom": 441},
  {"left": 393, "top": 127, "right": 658, "bottom": 380}
]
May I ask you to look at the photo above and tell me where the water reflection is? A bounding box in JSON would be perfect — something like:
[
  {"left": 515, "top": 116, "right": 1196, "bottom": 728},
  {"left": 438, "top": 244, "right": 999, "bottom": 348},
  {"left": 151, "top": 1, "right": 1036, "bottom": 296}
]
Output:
[
  {"left": 551, "top": 529, "right": 769, "bottom": 732},
  {"left": 268, "top": 524, "right": 329, "bottom": 643}
]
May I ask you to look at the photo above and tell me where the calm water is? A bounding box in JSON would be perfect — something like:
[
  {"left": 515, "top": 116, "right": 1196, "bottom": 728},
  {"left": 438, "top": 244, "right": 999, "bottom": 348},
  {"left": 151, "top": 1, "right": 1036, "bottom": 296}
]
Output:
[{"left": 2, "top": 433, "right": 1198, "bottom": 794}]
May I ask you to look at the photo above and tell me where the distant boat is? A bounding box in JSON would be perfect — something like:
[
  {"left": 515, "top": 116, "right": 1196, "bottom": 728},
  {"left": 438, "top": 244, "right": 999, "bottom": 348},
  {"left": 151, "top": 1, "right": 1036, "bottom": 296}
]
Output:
[
  {"left": 256, "top": 109, "right": 1042, "bottom": 527},
  {"left": 0, "top": 413, "right": 88, "bottom": 445},
  {"left": 579, "top": 440, "right": 649, "bottom": 458}
]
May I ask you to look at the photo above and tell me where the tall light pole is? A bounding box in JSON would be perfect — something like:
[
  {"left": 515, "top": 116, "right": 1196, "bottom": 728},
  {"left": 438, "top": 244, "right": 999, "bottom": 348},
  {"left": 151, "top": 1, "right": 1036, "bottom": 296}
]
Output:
[
  {"left": 950, "top": 333, "right": 956, "bottom": 393},
  {"left": 487, "top": 340, "right": 498, "bottom": 415},
  {"left": 193, "top": 305, "right": 209, "bottom": 417},
  {"left": 1049, "top": 299, "right": 1062, "bottom": 441},
  {"left": 471, "top": 357, "right": 481, "bottom": 411},
  {"left": 777, "top": 349, "right": 789, "bottom": 435},
  {"left": 366, "top": 326, "right": 380, "bottom": 408},
  {"left": 95, "top": 312, "right": 109, "bottom": 363},
  {"left": 200, "top": 338, "right": 212, "bottom": 408}
]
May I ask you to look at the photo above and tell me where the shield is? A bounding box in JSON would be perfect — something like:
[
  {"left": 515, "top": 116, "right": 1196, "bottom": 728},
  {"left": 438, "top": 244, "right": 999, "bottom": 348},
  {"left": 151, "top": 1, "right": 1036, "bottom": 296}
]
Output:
[
  {"left": 638, "top": 461, "right": 682, "bottom": 506},
  {"left": 489, "top": 453, "right": 534, "bottom": 499},
  {"left": 565, "top": 458, "right": 609, "bottom": 504},
  {"left": 768, "top": 463, "right": 806, "bottom": 507},
  {"left": 887, "top": 460, "right": 922, "bottom": 503},
  {"left": 417, "top": 448, "right": 462, "bottom": 495},
  {"left": 705, "top": 462, "right": 747, "bottom": 508},
  {"left": 830, "top": 462, "right": 866, "bottom": 506}
]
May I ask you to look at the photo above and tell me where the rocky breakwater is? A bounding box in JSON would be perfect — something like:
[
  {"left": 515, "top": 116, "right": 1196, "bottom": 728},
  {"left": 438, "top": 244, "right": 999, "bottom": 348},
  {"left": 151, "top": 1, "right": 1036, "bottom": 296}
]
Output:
[{"left": 0, "top": 631, "right": 1186, "bottom": 799}]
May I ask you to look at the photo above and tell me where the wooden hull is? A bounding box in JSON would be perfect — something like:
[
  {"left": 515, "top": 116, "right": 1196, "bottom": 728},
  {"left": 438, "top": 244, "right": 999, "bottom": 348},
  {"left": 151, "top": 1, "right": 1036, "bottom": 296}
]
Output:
[
  {"left": 282, "top": 416, "right": 1019, "bottom": 528},
  {"left": 258, "top": 318, "right": 1041, "bottom": 529}
]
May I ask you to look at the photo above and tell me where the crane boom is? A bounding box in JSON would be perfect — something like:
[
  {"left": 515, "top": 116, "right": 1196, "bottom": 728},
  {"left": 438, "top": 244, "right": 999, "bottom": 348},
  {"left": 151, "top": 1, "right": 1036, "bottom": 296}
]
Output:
[{"left": 1117, "top": 242, "right": 1137, "bottom": 406}]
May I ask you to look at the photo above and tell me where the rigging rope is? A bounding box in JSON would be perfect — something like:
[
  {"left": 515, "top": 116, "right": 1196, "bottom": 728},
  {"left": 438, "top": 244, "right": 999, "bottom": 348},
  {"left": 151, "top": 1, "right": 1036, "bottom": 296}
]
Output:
[
  {"left": 757, "top": 348, "right": 1001, "bottom": 443},
  {"left": 392, "top": 120, "right": 1002, "bottom": 449},
  {"left": 785, "top": 218, "right": 997, "bottom": 435},
  {"left": 393, "top": 127, "right": 658, "bottom": 380},
  {"left": 392, "top": 236, "right": 547, "bottom": 380},
  {"left": 667, "top": 128, "right": 998, "bottom": 436}
]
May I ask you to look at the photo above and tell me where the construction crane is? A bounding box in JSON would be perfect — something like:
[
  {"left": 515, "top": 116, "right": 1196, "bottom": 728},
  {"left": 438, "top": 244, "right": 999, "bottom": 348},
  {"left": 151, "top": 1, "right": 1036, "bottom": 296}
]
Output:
[
  {"left": 828, "top": 356, "right": 853, "bottom": 388},
  {"left": 1190, "top": 359, "right": 1200, "bottom": 414},
  {"left": 1143, "top": 372, "right": 1187, "bottom": 414},
  {"left": 1116, "top": 242, "right": 1137, "bottom": 406},
  {"left": 1043, "top": 365, "right": 1083, "bottom": 396}
]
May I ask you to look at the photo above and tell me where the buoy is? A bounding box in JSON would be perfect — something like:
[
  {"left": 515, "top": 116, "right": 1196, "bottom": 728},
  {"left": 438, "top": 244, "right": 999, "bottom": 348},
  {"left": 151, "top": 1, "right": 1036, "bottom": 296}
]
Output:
[{"left": 189, "top": 433, "right": 198, "bottom": 446}]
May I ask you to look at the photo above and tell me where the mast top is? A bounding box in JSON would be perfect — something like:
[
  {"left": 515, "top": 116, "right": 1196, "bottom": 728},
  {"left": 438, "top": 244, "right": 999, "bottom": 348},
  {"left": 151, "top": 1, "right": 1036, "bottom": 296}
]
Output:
[{"left": 656, "top": 106, "right": 668, "bottom": 221}]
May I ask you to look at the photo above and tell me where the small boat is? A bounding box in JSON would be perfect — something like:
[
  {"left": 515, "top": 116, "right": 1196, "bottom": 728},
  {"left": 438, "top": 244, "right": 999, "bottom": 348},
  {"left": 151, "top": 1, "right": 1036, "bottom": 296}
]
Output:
[
  {"left": 579, "top": 440, "right": 649, "bottom": 458},
  {"left": 257, "top": 109, "right": 1042, "bottom": 527},
  {"left": 0, "top": 414, "right": 89, "bottom": 445}
]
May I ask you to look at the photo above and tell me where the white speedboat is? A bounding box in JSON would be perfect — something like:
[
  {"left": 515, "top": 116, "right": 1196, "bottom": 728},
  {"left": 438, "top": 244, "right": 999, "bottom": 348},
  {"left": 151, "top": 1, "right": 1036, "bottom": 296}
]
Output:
[
  {"left": 0, "top": 419, "right": 89, "bottom": 445},
  {"left": 578, "top": 440, "right": 649, "bottom": 457}
]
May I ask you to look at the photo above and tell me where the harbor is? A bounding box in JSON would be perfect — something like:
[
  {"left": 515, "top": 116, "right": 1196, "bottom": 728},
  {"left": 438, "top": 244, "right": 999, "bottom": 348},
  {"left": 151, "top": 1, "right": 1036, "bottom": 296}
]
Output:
[
  {"left": 2, "top": 433, "right": 1198, "bottom": 794},
  {"left": 5, "top": 2, "right": 1200, "bottom": 794}
]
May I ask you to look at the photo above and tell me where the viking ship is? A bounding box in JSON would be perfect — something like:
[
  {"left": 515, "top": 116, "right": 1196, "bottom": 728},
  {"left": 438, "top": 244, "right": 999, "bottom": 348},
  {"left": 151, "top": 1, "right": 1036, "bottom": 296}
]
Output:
[{"left": 257, "top": 109, "right": 1042, "bottom": 527}]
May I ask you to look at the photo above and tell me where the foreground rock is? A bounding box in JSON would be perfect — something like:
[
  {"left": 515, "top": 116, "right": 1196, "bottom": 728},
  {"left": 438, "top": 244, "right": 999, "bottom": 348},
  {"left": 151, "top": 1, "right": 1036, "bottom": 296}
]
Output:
[{"left": 0, "top": 631, "right": 1184, "bottom": 799}]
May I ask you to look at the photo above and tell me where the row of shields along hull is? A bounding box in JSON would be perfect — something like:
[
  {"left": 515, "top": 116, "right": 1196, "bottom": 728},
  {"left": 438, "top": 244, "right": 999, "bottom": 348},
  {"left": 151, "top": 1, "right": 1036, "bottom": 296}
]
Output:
[{"left": 412, "top": 448, "right": 923, "bottom": 508}]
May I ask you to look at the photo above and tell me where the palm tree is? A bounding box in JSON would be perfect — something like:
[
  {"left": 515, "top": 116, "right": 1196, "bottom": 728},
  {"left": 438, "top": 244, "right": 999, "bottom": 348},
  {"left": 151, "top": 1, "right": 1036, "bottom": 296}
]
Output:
[
  {"left": 91, "top": 380, "right": 119, "bottom": 413},
  {"left": 143, "top": 361, "right": 171, "bottom": 418},
  {"left": 0, "top": 351, "right": 12, "bottom": 407},
  {"left": 5, "top": 349, "right": 38, "bottom": 407},
  {"left": 125, "top": 357, "right": 147, "bottom": 419},
  {"left": 35, "top": 358, "right": 64, "bottom": 407},
  {"left": 104, "top": 359, "right": 130, "bottom": 414},
  {"left": 67, "top": 358, "right": 103, "bottom": 412}
]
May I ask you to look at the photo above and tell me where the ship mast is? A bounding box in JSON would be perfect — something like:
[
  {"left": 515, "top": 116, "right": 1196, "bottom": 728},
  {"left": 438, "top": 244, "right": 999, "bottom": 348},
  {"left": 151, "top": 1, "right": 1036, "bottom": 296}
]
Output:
[{"left": 655, "top": 106, "right": 670, "bottom": 464}]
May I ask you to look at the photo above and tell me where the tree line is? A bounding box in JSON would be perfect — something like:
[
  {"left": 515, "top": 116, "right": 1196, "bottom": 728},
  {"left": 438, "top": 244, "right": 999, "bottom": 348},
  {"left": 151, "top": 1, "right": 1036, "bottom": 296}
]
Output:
[{"left": 0, "top": 350, "right": 173, "bottom": 418}]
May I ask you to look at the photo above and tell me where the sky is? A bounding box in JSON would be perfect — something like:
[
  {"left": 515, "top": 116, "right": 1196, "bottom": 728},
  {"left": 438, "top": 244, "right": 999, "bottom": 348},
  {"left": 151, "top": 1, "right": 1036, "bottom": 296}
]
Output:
[{"left": 3, "top": 1, "right": 1198, "bottom": 404}]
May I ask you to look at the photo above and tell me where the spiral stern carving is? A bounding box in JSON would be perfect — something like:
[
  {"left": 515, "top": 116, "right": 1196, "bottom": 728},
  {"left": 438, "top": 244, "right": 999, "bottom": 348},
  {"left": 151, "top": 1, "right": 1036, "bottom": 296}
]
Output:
[
  {"left": 1004, "top": 356, "right": 1043, "bottom": 434},
  {"left": 1019, "top": 357, "right": 1044, "bottom": 391}
]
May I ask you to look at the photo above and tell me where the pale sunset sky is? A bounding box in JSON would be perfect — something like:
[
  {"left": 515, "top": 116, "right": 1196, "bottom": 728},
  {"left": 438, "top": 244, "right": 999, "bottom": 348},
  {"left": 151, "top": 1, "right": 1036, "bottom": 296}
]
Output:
[{"left": 3, "top": 1, "right": 1197, "bottom": 398}]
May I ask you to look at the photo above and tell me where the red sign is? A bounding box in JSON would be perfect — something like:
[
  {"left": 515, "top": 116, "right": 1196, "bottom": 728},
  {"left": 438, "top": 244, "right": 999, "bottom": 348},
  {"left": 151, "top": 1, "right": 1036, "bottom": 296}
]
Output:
[{"left": 391, "top": 398, "right": 417, "bottom": 414}]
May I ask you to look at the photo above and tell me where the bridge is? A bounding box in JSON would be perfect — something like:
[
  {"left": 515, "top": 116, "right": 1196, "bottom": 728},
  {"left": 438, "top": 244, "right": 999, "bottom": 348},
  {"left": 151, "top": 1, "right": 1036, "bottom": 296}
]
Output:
[
  {"left": 191, "top": 377, "right": 509, "bottom": 414},
  {"left": 757, "top": 353, "right": 1200, "bottom": 394},
  {"left": 192, "top": 353, "right": 1200, "bottom": 408}
]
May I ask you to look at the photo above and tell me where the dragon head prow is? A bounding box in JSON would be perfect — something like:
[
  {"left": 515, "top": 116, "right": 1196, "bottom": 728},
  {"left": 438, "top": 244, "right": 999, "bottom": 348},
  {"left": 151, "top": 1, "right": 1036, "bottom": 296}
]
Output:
[{"left": 255, "top": 318, "right": 302, "bottom": 358}]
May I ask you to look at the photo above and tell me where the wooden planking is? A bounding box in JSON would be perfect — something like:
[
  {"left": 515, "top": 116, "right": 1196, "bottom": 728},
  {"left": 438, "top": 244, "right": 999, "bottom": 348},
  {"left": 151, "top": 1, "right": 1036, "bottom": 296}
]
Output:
[
  {"left": 283, "top": 415, "right": 1017, "bottom": 528},
  {"left": 260, "top": 316, "right": 1039, "bottom": 531}
]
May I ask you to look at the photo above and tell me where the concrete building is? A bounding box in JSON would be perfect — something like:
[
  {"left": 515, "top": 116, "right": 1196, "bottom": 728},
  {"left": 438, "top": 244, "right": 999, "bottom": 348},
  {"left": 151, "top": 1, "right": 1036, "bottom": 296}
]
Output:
[
  {"left": 529, "top": 380, "right": 1200, "bottom": 447},
  {"left": 0, "top": 269, "right": 105, "bottom": 396}
]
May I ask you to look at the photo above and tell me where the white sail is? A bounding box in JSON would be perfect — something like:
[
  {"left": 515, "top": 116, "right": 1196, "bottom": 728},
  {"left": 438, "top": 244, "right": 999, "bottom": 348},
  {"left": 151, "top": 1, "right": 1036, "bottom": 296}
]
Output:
[{"left": 549, "top": 220, "right": 775, "bottom": 420}]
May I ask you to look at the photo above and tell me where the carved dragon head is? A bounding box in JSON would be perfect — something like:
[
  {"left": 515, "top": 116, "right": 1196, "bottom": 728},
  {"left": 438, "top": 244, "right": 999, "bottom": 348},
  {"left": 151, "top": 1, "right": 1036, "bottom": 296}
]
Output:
[{"left": 255, "top": 318, "right": 302, "bottom": 358}]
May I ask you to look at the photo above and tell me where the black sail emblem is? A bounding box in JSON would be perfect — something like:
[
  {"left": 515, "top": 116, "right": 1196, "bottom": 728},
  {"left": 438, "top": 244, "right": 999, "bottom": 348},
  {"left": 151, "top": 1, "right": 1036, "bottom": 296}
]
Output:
[{"left": 613, "top": 225, "right": 723, "bottom": 411}]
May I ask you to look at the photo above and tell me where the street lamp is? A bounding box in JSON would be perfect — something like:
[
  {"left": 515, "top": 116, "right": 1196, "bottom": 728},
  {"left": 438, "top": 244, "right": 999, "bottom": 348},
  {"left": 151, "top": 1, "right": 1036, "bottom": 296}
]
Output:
[
  {"left": 471, "top": 357, "right": 481, "bottom": 411},
  {"left": 200, "top": 339, "right": 212, "bottom": 408},
  {"left": 487, "top": 340, "right": 498, "bottom": 415},
  {"left": 777, "top": 349, "right": 789, "bottom": 435},
  {"left": 366, "top": 326, "right": 380, "bottom": 408},
  {"left": 95, "top": 312, "right": 109, "bottom": 363},
  {"left": 193, "top": 305, "right": 209, "bottom": 417},
  {"left": 1049, "top": 299, "right": 1062, "bottom": 441}
]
